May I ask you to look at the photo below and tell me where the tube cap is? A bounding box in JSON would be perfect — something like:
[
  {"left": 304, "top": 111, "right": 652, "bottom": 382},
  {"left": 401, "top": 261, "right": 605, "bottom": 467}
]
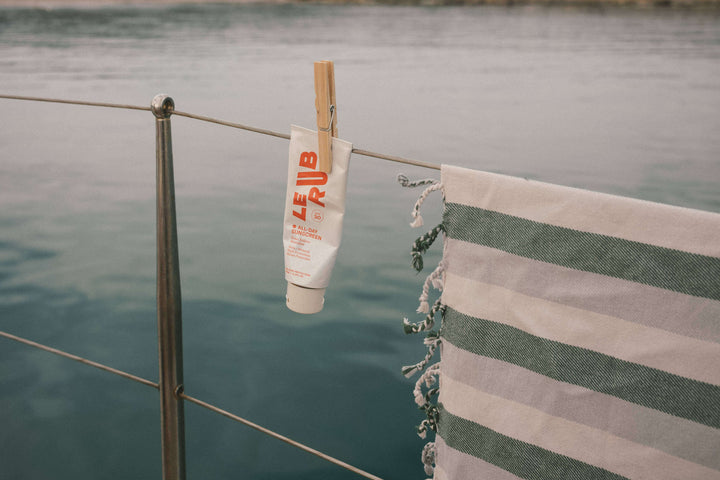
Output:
[{"left": 286, "top": 282, "right": 325, "bottom": 314}]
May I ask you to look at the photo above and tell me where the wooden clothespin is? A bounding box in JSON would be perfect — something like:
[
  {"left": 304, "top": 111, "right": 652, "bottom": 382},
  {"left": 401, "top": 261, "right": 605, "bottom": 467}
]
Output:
[{"left": 314, "top": 60, "right": 337, "bottom": 173}]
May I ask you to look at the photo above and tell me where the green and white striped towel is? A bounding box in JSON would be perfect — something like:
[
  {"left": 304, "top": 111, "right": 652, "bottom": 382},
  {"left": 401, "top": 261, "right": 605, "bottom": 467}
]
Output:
[{"left": 404, "top": 165, "right": 720, "bottom": 480}]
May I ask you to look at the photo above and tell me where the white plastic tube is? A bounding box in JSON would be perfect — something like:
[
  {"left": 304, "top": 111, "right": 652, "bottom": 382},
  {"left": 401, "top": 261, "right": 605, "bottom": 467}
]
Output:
[{"left": 283, "top": 125, "right": 353, "bottom": 314}]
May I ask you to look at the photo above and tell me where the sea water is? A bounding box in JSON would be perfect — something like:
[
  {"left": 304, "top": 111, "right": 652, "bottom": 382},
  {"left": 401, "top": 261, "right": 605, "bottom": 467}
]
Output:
[{"left": 0, "top": 4, "right": 719, "bottom": 479}]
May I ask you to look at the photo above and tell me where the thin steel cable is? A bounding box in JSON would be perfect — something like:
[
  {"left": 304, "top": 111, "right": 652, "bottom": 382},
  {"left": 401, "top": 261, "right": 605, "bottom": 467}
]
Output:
[
  {"left": 351, "top": 147, "right": 441, "bottom": 171},
  {"left": 179, "top": 392, "right": 384, "bottom": 480},
  {"left": 0, "top": 329, "right": 384, "bottom": 479},
  {"left": 173, "top": 110, "right": 439, "bottom": 170},
  {"left": 0, "top": 94, "right": 150, "bottom": 112},
  {"left": 172, "top": 109, "right": 291, "bottom": 140},
  {"left": 0, "top": 330, "right": 158, "bottom": 389},
  {"left": 0, "top": 94, "right": 440, "bottom": 170}
]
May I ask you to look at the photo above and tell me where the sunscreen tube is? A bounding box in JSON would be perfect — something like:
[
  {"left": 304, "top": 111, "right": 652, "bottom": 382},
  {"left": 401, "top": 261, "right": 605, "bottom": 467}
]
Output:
[{"left": 283, "top": 125, "right": 353, "bottom": 314}]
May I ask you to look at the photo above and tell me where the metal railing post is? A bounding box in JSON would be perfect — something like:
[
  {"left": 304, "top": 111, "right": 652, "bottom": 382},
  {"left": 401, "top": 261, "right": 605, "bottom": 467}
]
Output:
[{"left": 152, "top": 94, "right": 186, "bottom": 480}]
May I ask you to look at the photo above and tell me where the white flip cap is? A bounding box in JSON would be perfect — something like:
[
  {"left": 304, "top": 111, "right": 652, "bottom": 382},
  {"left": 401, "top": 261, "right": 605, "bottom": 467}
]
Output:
[{"left": 286, "top": 282, "right": 325, "bottom": 314}]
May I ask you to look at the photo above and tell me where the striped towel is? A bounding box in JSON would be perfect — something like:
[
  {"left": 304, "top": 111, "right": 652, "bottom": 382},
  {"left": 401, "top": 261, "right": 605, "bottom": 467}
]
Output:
[{"left": 403, "top": 165, "right": 720, "bottom": 480}]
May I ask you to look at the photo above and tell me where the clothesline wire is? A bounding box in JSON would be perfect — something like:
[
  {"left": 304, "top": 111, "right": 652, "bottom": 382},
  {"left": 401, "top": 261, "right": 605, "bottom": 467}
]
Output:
[
  {"left": 178, "top": 392, "right": 384, "bottom": 480},
  {"left": 0, "top": 330, "right": 159, "bottom": 389},
  {"left": 0, "top": 329, "right": 383, "bottom": 480},
  {"left": 0, "top": 93, "right": 441, "bottom": 171},
  {"left": 0, "top": 94, "right": 151, "bottom": 112}
]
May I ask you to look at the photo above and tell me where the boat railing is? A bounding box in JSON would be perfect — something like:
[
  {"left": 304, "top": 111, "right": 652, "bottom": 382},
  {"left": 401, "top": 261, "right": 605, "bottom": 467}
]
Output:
[{"left": 0, "top": 93, "right": 439, "bottom": 480}]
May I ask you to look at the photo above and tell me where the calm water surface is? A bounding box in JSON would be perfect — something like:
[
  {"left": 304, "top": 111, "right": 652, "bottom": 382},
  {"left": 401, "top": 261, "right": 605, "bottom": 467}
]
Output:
[{"left": 0, "top": 4, "right": 719, "bottom": 479}]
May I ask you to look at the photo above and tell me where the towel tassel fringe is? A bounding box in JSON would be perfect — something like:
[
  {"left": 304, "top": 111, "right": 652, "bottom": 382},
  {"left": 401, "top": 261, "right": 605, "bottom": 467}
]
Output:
[{"left": 399, "top": 173, "right": 446, "bottom": 479}]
